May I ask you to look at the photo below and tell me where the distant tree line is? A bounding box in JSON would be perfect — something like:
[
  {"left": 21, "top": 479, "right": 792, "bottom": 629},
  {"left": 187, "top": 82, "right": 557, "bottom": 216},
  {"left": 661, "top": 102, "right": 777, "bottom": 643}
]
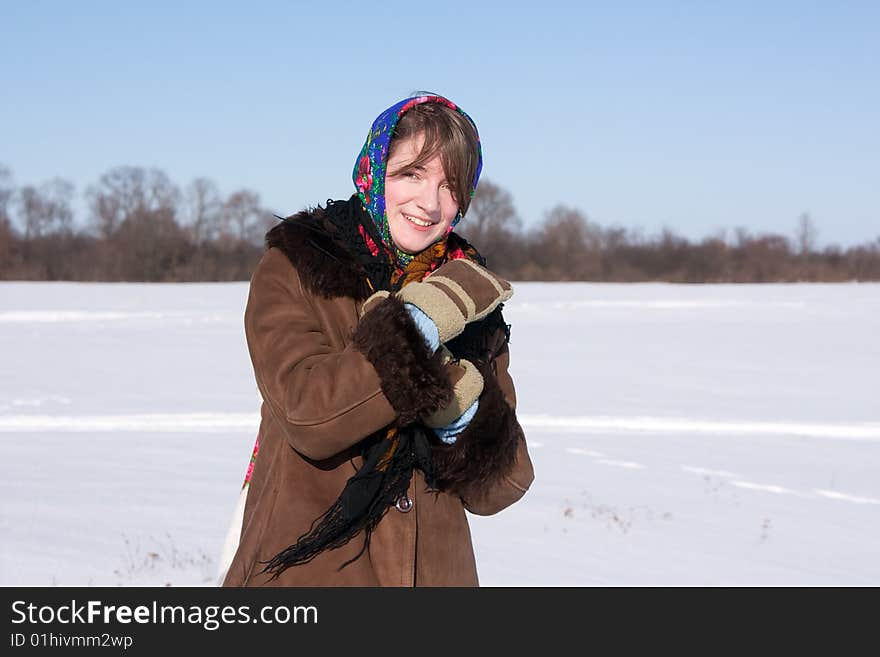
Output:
[
  {"left": 0, "top": 164, "right": 274, "bottom": 281},
  {"left": 1, "top": 164, "right": 878, "bottom": 282},
  {"left": 459, "top": 182, "right": 880, "bottom": 282}
]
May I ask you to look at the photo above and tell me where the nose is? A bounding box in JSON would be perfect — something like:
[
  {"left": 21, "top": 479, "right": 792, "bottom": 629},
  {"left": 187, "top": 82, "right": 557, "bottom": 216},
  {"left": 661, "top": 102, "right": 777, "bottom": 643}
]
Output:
[{"left": 415, "top": 185, "right": 441, "bottom": 217}]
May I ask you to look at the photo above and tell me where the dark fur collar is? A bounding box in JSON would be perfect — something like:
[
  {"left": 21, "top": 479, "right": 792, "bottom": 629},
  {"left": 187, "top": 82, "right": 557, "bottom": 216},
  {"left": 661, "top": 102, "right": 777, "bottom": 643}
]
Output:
[{"left": 265, "top": 207, "right": 372, "bottom": 301}]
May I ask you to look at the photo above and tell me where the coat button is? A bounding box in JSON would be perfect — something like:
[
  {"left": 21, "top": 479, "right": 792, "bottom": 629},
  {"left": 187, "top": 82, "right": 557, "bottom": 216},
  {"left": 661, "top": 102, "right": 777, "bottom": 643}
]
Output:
[{"left": 395, "top": 494, "right": 413, "bottom": 513}]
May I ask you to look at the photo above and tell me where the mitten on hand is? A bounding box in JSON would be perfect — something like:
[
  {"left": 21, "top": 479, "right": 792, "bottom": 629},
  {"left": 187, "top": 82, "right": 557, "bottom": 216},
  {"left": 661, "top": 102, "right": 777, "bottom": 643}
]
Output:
[
  {"left": 396, "top": 259, "right": 513, "bottom": 343},
  {"left": 424, "top": 346, "right": 484, "bottom": 429},
  {"left": 360, "top": 291, "right": 441, "bottom": 352},
  {"left": 433, "top": 399, "right": 479, "bottom": 445},
  {"left": 361, "top": 289, "right": 390, "bottom": 315}
]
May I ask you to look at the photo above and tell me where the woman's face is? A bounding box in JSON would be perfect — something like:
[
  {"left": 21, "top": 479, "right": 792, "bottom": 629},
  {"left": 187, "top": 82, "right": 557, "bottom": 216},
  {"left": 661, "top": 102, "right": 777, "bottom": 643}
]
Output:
[{"left": 384, "top": 133, "right": 459, "bottom": 254}]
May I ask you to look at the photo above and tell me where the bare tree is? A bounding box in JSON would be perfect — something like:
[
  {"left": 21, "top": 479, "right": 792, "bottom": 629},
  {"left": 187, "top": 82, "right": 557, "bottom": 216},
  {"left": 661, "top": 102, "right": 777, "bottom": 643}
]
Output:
[
  {"left": 86, "top": 166, "right": 180, "bottom": 239},
  {"left": 84, "top": 167, "right": 183, "bottom": 279},
  {"left": 0, "top": 165, "right": 15, "bottom": 273},
  {"left": 795, "top": 212, "right": 818, "bottom": 256},
  {"left": 184, "top": 177, "right": 222, "bottom": 245},
  {"left": 111, "top": 203, "right": 189, "bottom": 280},
  {"left": 17, "top": 186, "right": 41, "bottom": 239},
  {"left": 17, "top": 178, "right": 75, "bottom": 238},
  {"left": 0, "top": 165, "right": 14, "bottom": 227},
  {"left": 456, "top": 179, "right": 524, "bottom": 274},
  {"left": 458, "top": 179, "right": 521, "bottom": 245},
  {"left": 220, "top": 189, "right": 270, "bottom": 244},
  {"left": 43, "top": 178, "right": 75, "bottom": 234},
  {"left": 530, "top": 205, "right": 601, "bottom": 279}
]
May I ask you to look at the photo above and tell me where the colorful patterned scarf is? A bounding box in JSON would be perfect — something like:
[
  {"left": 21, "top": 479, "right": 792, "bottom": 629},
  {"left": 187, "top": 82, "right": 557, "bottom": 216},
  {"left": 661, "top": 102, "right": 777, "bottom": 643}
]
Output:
[{"left": 352, "top": 94, "right": 483, "bottom": 268}]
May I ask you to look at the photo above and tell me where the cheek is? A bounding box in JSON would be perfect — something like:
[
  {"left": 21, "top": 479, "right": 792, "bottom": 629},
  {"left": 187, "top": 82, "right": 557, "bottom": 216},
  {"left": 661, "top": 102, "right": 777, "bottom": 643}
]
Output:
[
  {"left": 441, "top": 197, "right": 459, "bottom": 227},
  {"left": 384, "top": 179, "right": 406, "bottom": 208}
]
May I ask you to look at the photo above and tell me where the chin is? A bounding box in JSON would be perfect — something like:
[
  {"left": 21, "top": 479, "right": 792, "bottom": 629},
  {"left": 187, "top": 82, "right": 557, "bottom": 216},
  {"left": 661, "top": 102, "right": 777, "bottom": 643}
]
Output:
[
  {"left": 396, "top": 237, "right": 432, "bottom": 254},
  {"left": 390, "top": 223, "right": 442, "bottom": 254}
]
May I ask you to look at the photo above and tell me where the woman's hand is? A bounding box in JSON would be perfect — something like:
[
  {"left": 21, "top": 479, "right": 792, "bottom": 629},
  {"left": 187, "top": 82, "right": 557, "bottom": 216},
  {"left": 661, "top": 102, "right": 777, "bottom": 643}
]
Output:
[
  {"left": 433, "top": 400, "right": 479, "bottom": 444},
  {"left": 423, "top": 346, "right": 484, "bottom": 431},
  {"left": 363, "top": 260, "right": 513, "bottom": 343},
  {"left": 404, "top": 303, "right": 441, "bottom": 352}
]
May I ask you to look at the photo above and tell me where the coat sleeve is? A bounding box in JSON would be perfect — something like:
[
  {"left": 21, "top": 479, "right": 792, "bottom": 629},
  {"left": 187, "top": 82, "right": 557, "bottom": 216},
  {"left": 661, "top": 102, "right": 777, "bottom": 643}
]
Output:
[
  {"left": 245, "top": 248, "right": 452, "bottom": 461},
  {"left": 431, "top": 330, "right": 535, "bottom": 516}
]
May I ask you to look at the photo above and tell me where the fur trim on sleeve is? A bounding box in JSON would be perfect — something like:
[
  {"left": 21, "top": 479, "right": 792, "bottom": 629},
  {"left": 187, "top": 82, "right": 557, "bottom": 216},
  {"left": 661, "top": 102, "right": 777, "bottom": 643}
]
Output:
[
  {"left": 429, "top": 359, "right": 522, "bottom": 499},
  {"left": 352, "top": 295, "right": 453, "bottom": 427}
]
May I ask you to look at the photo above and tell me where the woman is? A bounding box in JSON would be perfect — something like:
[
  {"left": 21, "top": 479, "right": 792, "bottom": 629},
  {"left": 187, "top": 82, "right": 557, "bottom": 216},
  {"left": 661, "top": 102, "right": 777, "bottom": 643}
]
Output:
[{"left": 222, "top": 94, "right": 534, "bottom": 587}]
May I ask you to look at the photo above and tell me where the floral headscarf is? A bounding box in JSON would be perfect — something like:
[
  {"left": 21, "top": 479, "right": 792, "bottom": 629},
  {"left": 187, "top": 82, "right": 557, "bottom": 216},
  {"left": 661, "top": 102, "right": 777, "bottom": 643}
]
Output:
[{"left": 352, "top": 94, "right": 483, "bottom": 266}]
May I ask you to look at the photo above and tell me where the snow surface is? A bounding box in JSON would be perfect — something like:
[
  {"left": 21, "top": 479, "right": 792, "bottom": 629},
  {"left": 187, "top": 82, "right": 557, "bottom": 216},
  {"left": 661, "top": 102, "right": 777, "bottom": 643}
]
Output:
[{"left": 1, "top": 281, "right": 878, "bottom": 586}]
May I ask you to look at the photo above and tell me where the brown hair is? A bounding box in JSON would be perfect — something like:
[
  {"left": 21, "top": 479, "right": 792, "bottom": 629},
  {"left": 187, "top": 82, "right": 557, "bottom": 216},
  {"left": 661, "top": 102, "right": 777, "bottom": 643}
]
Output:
[{"left": 387, "top": 102, "right": 480, "bottom": 216}]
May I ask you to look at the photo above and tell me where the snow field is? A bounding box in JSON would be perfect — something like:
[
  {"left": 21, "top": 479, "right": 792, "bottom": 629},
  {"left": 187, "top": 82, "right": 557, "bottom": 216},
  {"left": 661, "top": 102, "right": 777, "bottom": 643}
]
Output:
[{"left": 1, "top": 281, "right": 878, "bottom": 585}]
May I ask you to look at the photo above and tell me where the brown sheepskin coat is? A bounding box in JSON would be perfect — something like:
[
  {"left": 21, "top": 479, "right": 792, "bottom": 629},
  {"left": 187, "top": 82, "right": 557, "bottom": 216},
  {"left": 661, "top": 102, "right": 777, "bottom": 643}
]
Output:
[{"left": 222, "top": 209, "right": 534, "bottom": 587}]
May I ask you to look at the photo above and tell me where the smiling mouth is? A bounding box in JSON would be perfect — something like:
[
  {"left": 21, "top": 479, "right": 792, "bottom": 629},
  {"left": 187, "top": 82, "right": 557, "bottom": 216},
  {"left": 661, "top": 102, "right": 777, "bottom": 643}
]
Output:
[{"left": 404, "top": 214, "right": 434, "bottom": 228}]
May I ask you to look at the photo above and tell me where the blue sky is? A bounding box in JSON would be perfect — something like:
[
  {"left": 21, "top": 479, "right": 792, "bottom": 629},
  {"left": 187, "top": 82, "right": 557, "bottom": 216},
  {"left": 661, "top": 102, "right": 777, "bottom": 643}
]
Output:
[{"left": 2, "top": 1, "right": 878, "bottom": 246}]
